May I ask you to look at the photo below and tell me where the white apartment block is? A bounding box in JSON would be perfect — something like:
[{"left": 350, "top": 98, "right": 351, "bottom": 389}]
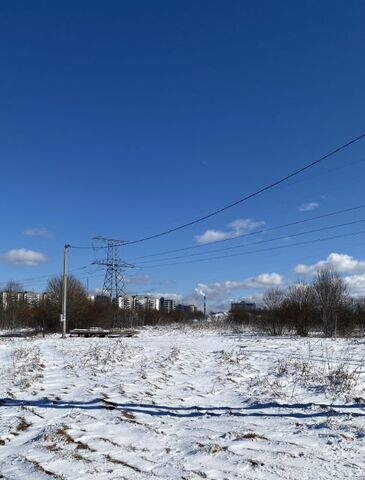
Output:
[
  {"left": 1, "top": 291, "right": 46, "bottom": 309},
  {"left": 118, "top": 295, "right": 160, "bottom": 311}
]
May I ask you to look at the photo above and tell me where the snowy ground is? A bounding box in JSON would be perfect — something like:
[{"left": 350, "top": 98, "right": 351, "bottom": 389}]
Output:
[{"left": 0, "top": 327, "right": 364, "bottom": 479}]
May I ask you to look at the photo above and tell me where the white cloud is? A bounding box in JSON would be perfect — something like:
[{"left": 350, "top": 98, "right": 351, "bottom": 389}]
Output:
[
  {"left": 195, "top": 218, "right": 265, "bottom": 245},
  {"left": 0, "top": 248, "right": 48, "bottom": 266},
  {"left": 344, "top": 274, "right": 365, "bottom": 297},
  {"left": 194, "top": 273, "right": 283, "bottom": 297},
  {"left": 299, "top": 202, "right": 319, "bottom": 212},
  {"left": 22, "top": 227, "right": 52, "bottom": 238},
  {"left": 294, "top": 252, "right": 365, "bottom": 275},
  {"left": 143, "top": 292, "right": 183, "bottom": 303},
  {"left": 183, "top": 273, "right": 283, "bottom": 310},
  {"left": 244, "top": 272, "right": 283, "bottom": 288}
]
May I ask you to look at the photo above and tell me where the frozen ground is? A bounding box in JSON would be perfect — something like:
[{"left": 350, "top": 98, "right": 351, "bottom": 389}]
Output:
[{"left": 0, "top": 327, "right": 364, "bottom": 479}]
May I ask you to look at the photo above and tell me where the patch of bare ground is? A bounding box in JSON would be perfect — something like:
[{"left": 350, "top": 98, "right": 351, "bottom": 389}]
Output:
[
  {"left": 195, "top": 441, "right": 228, "bottom": 455},
  {"left": 105, "top": 454, "right": 143, "bottom": 473},
  {"left": 48, "top": 425, "right": 96, "bottom": 453},
  {"left": 242, "top": 432, "right": 268, "bottom": 440},
  {"left": 98, "top": 437, "right": 120, "bottom": 447},
  {"left": 120, "top": 410, "right": 136, "bottom": 421},
  {"left": 24, "top": 407, "right": 44, "bottom": 418},
  {"left": 16, "top": 417, "right": 32, "bottom": 432},
  {"left": 248, "top": 458, "right": 265, "bottom": 468},
  {"left": 23, "top": 457, "right": 66, "bottom": 479},
  {"left": 190, "top": 471, "right": 208, "bottom": 479}
]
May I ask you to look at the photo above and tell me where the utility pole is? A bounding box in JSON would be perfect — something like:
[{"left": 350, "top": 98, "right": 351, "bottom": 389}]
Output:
[{"left": 61, "top": 244, "right": 70, "bottom": 338}]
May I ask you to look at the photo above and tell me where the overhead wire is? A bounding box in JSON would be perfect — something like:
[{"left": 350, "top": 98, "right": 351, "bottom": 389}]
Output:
[
  {"left": 0, "top": 264, "right": 99, "bottom": 289},
  {"left": 134, "top": 218, "right": 365, "bottom": 264},
  {"left": 130, "top": 203, "right": 365, "bottom": 260},
  {"left": 135, "top": 229, "right": 365, "bottom": 269},
  {"left": 68, "top": 130, "right": 365, "bottom": 249}
]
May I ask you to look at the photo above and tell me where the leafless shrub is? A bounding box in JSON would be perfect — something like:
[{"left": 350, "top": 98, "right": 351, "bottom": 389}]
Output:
[
  {"left": 313, "top": 267, "right": 348, "bottom": 337},
  {"left": 272, "top": 345, "right": 362, "bottom": 398},
  {"left": 217, "top": 347, "right": 248, "bottom": 366},
  {"left": 12, "top": 344, "right": 43, "bottom": 389},
  {"left": 82, "top": 339, "right": 128, "bottom": 372}
]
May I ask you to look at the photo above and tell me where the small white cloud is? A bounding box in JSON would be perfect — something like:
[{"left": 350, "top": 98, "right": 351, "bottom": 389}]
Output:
[
  {"left": 23, "top": 227, "right": 52, "bottom": 238},
  {"left": 195, "top": 218, "right": 265, "bottom": 245},
  {"left": 244, "top": 272, "right": 283, "bottom": 288},
  {"left": 294, "top": 252, "right": 365, "bottom": 275},
  {"left": 299, "top": 202, "right": 320, "bottom": 212},
  {"left": 0, "top": 248, "right": 48, "bottom": 266},
  {"left": 195, "top": 229, "right": 230, "bottom": 244}
]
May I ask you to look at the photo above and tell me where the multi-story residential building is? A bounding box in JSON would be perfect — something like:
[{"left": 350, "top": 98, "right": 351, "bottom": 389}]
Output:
[
  {"left": 160, "top": 297, "right": 175, "bottom": 313},
  {"left": 1, "top": 290, "right": 46, "bottom": 309},
  {"left": 118, "top": 295, "right": 161, "bottom": 311},
  {"left": 146, "top": 296, "right": 160, "bottom": 311}
]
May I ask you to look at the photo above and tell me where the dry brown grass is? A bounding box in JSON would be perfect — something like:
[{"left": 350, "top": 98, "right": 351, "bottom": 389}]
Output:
[
  {"left": 16, "top": 417, "right": 32, "bottom": 432},
  {"left": 242, "top": 432, "right": 268, "bottom": 440}
]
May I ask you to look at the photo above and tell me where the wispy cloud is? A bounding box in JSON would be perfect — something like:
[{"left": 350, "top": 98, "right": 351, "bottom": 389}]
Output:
[
  {"left": 195, "top": 218, "right": 265, "bottom": 245},
  {"left": 298, "top": 202, "right": 319, "bottom": 212},
  {"left": 0, "top": 248, "right": 48, "bottom": 266},
  {"left": 124, "top": 273, "right": 150, "bottom": 285},
  {"left": 294, "top": 252, "right": 365, "bottom": 275},
  {"left": 23, "top": 227, "right": 52, "bottom": 238}
]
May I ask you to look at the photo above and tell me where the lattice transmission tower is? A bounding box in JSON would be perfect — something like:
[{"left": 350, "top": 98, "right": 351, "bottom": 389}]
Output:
[{"left": 93, "top": 236, "right": 134, "bottom": 302}]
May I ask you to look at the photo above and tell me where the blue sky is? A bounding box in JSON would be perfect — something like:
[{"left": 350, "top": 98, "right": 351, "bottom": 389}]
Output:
[{"left": 1, "top": 0, "right": 365, "bottom": 309}]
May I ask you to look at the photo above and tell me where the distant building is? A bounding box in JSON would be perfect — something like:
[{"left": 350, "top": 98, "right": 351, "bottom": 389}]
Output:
[
  {"left": 146, "top": 296, "right": 160, "bottom": 311},
  {"left": 118, "top": 295, "right": 161, "bottom": 311},
  {"left": 159, "top": 297, "right": 175, "bottom": 313},
  {"left": 230, "top": 300, "right": 257, "bottom": 311},
  {"left": 175, "top": 304, "right": 197, "bottom": 313},
  {"left": 1, "top": 291, "right": 46, "bottom": 309}
]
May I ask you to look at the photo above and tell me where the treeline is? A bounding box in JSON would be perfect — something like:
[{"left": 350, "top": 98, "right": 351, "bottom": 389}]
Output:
[
  {"left": 228, "top": 267, "right": 365, "bottom": 337},
  {"left": 0, "top": 276, "right": 203, "bottom": 334}
]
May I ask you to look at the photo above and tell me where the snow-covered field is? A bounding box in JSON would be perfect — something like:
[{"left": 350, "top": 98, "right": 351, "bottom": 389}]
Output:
[{"left": 0, "top": 327, "right": 364, "bottom": 479}]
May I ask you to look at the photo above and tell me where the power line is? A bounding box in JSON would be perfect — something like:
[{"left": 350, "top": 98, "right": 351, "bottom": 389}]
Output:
[
  {"left": 130, "top": 203, "right": 365, "bottom": 260},
  {"left": 135, "top": 218, "right": 365, "bottom": 264},
  {"left": 0, "top": 264, "right": 96, "bottom": 288},
  {"left": 136, "top": 229, "right": 365, "bottom": 269},
  {"left": 122, "top": 131, "right": 365, "bottom": 245},
  {"left": 68, "top": 131, "right": 365, "bottom": 250},
  {"left": 12, "top": 270, "right": 105, "bottom": 291}
]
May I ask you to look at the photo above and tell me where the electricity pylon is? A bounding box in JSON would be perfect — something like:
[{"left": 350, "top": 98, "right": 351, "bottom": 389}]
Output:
[{"left": 93, "top": 237, "right": 134, "bottom": 302}]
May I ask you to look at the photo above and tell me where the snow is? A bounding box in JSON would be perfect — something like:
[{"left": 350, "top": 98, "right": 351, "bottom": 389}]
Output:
[{"left": 0, "top": 327, "right": 364, "bottom": 479}]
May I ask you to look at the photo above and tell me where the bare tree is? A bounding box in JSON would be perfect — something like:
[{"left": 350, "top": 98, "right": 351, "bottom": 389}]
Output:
[
  {"left": 46, "top": 275, "right": 89, "bottom": 330},
  {"left": 262, "top": 287, "right": 286, "bottom": 335},
  {"left": 313, "top": 267, "right": 347, "bottom": 337},
  {"left": 284, "top": 283, "right": 317, "bottom": 336}
]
